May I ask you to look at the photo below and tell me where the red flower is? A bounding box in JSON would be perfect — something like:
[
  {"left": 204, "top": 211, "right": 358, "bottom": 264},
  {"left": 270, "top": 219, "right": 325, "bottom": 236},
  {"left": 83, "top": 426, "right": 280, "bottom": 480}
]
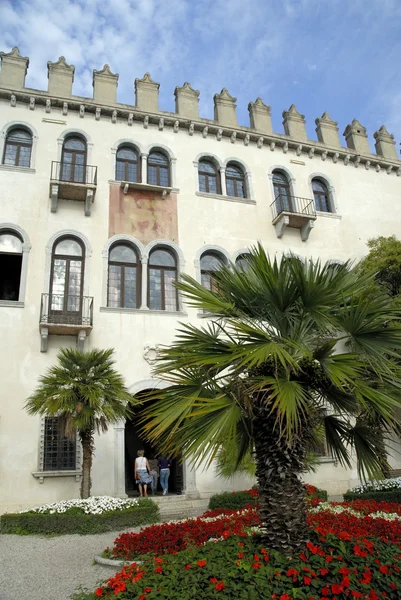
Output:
[
  {"left": 379, "top": 565, "right": 388, "bottom": 574},
  {"left": 287, "top": 568, "right": 299, "bottom": 577},
  {"left": 332, "top": 584, "right": 343, "bottom": 594},
  {"left": 325, "top": 556, "right": 334, "bottom": 563},
  {"left": 197, "top": 559, "right": 207, "bottom": 567},
  {"left": 238, "top": 552, "right": 244, "bottom": 559},
  {"left": 252, "top": 562, "right": 262, "bottom": 569},
  {"left": 215, "top": 582, "right": 225, "bottom": 591},
  {"left": 144, "top": 589, "right": 152, "bottom": 593},
  {"left": 155, "top": 557, "right": 163, "bottom": 564},
  {"left": 280, "top": 595, "right": 292, "bottom": 600},
  {"left": 304, "top": 576, "right": 312, "bottom": 585},
  {"left": 210, "top": 578, "right": 218, "bottom": 583},
  {"left": 95, "top": 589, "right": 103, "bottom": 598},
  {"left": 390, "top": 583, "right": 397, "bottom": 590},
  {"left": 351, "top": 593, "right": 363, "bottom": 599},
  {"left": 319, "top": 568, "right": 329, "bottom": 576},
  {"left": 138, "top": 596, "right": 146, "bottom": 600},
  {"left": 184, "top": 564, "right": 191, "bottom": 570},
  {"left": 322, "top": 586, "right": 330, "bottom": 595},
  {"left": 154, "top": 566, "right": 163, "bottom": 574}
]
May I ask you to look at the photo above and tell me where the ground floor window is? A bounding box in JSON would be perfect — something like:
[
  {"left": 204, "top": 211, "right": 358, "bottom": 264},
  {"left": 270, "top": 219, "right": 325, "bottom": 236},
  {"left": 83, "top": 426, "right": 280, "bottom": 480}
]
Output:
[{"left": 43, "top": 417, "right": 76, "bottom": 471}]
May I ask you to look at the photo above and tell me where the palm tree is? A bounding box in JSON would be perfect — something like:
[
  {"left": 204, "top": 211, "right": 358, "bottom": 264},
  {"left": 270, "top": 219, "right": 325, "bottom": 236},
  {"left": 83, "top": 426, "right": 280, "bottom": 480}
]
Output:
[
  {"left": 137, "top": 245, "right": 401, "bottom": 554},
  {"left": 25, "top": 348, "right": 132, "bottom": 498}
]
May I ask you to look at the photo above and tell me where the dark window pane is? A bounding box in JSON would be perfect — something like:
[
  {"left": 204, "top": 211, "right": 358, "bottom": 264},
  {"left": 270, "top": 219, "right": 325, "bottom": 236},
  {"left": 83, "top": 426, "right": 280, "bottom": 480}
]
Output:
[
  {"left": 108, "top": 264, "right": 122, "bottom": 307},
  {"left": 149, "top": 249, "right": 175, "bottom": 267},
  {"left": 64, "top": 137, "right": 86, "bottom": 151},
  {"left": 149, "top": 152, "right": 168, "bottom": 166},
  {"left": 18, "top": 146, "right": 31, "bottom": 167},
  {"left": 7, "top": 129, "right": 32, "bottom": 143},
  {"left": 159, "top": 167, "right": 169, "bottom": 186},
  {"left": 124, "top": 266, "right": 137, "bottom": 308},
  {"left": 110, "top": 245, "right": 137, "bottom": 263},
  {"left": 148, "top": 165, "right": 158, "bottom": 185},
  {"left": 3, "top": 144, "right": 18, "bottom": 165},
  {"left": 236, "top": 254, "right": 250, "bottom": 270},
  {"left": 149, "top": 268, "right": 162, "bottom": 310},
  {"left": 199, "top": 174, "right": 207, "bottom": 192},
  {"left": 226, "top": 179, "right": 235, "bottom": 197},
  {"left": 117, "top": 147, "right": 137, "bottom": 161},
  {"left": 208, "top": 176, "right": 218, "bottom": 194},
  {"left": 272, "top": 171, "right": 288, "bottom": 185},
  {"left": 43, "top": 417, "right": 76, "bottom": 471},
  {"left": 199, "top": 161, "right": 216, "bottom": 175},
  {"left": 200, "top": 253, "right": 222, "bottom": 271},
  {"left": 226, "top": 165, "right": 242, "bottom": 178}
]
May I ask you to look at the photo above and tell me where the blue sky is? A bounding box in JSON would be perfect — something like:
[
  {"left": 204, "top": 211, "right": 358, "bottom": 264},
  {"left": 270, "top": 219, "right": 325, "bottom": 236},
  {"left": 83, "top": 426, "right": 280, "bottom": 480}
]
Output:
[{"left": 1, "top": 0, "right": 401, "bottom": 151}]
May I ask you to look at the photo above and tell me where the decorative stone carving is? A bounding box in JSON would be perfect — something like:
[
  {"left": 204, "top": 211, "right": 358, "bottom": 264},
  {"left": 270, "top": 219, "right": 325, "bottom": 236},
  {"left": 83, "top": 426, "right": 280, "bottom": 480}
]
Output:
[
  {"left": 93, "top": 64, "right": 119, "bottom": 104},
  {"left": 143, "top": 344, "right": 162, "bottom": 365},
  {"left": 376, "top": 164, "right": 381, "bottom": 173},
  {"left": 248, "top": 97, "right": 272, "bottom": 133},
  {"left": 274, "top": 215, "right": 289, "bottom": 239},
  {"left": 354, "top": 156, "right": 361, "bottom": 168},
  {"left": 315, "top": 112, "right": 340, "bottom": 147},
  {"left": 79, "top": 104, "right": 85, "bottom": 118},
  {"left": 135, "top": 72, "right": 160, "bottom": 111},
  {"left": 308, "top": 148, "right": 314, "bottom": 159},
  {"left": 397, "top": 168, "right": 401, "bottom": 177},
  {"left": 214, "top": 88, "right": 238, "bottom": 126},
  {"left": 29, "top": 97, "right": 35, "bottom": 110},
  {"left": 343, "top": 119, "right": 370, "bottom": 154},
  {"left": 111, "top": 109, "right": 117, "bottom": 123},
  {"left": 189, "top": 122, "right": 194, "bottom": 136},
  {"left": 77, "top": 330, "right": 86, "bottom": 351},
  {"left": 386, "top": 165, "right": 392, "bottom": 175},
  {"left": 230, "top": 132, "right": 236, "bottom": 144},
  {"left": 296, "top": 144, "right": 302, "bottom": 156},
  {"left": 40, "top": 327, "right": 49, "bottom": 353},
  {"left": 257, "top": 136, "right": 263, "bottom": 149},
  {"left": 283, "top": 141, "right": 288, "bottom": 154},
  {"left": 128, "top": 112, "right": 133, "bottom": 126},
  {"left": 216, "top": 128, "right": 223, "bottom": 141},
  {"left": 321, "top": 151, "right": 327, "bottom": 161},
  {"left": 244, "top": 134, "right": 250, "bottom": 146},
  {"left": 143, "top": 115, "right": 149, "bottom": 129},
  {"left": 374, "top": 125, "right": 398, "bottom": 160},
  {"left": 174, "top": 82, "right": 200, "bottom": 119},
  {"left": 47, "top": 56, "right": 75, "bottom": 97},
  {"left": 0, "top": 46, "right": 30, "bottom": 88},
  {"left": 173, "top": 120, "right": 179, "bottom": 133},
  {"left": 95, "top": 107, "right": 101, "bottom": 121},
  {"left": 45, "top": 99, "right": 51, "bottom": 113},
  {"left": 270, "top": 141, "right": 275, "bottom": 151},
  {"left": 10, "top": 94, "right": 16, "bottom": 107},
  {"left": 50, "top": 184, "right": 59, "bottom": 213},
  {"left": 62, "top": 102, "right": 68, "bottom": 116},
  {"left": 332, "top": 152, "right": 339, "bottom": 163},
  {"left": 85, "top": 189, "right": 94, "bottom": 217},
  {"left": 158, "top": 117, "right": 164, "bottom": 131},
  {"left": 301, "top": 219, "right": 315, "bottom": 242},
  {"left": 282, "top": 104, "right": 307, "bottom": 141},
  {"left": 365, "top": 160, "right": 371, "bottom": 170},
  {"left": 344, "top": 154, "right": 351, "bottom": 166},
  {"left": 202, "top": 126, "right": 208, "bottom": 139}
]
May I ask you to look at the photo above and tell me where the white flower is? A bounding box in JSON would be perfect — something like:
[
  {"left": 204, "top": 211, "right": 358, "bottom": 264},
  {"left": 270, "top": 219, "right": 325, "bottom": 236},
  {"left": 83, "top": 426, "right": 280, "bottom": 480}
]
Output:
[
  {"left": 20, "top": 496, "right": 140, "bottom": 515},
  {"left": 349, "top": 476, "right": 401, "bottom": 494}
]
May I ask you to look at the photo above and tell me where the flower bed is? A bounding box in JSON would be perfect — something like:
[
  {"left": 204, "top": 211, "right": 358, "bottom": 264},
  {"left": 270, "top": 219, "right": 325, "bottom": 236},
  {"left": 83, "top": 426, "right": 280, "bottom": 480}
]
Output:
[
  {"left": 207, "top": 485, "right": 327, "bottom": 512},
  {"left": 344, "top": 477, "right": 401, "bottom": 503},
  {"left": 0, "top": 497, "right": 160, "bottom": 535}
]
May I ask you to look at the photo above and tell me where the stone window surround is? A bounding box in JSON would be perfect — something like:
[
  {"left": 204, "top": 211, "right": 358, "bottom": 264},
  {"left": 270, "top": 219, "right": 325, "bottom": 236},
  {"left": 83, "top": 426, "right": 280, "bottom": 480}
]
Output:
[
  {"left": 0, "top": 222, "right": 31, "bottom": 305},
  {"left": 32, "top": 416, "right": 82, "bottom": 483},
  {"left": 43, "top": 229, "right": 92, "bottom": 296},
  {"left": 56, "top": 128, "right": 94, "bottom": 165},
  {"left": 267, "top": 164, "right": 296, "bottom": 207},
  {"left": 101, "top": 235, "right": 185, "bottom": 312},
  {"left": 194, "top": 244, "right": 231, "bottom": 285},
  {"left": 0, "top": 120, "right": 38, "bottom": 170},
  {"left": 308, "top": 172, "right": 338, "bottom": 214},
  {"left": 193, "top": 153, "right": 254, "bottom": 200},
  {"left": 111, "top": 140, "right": 177, "bottom": 188}
]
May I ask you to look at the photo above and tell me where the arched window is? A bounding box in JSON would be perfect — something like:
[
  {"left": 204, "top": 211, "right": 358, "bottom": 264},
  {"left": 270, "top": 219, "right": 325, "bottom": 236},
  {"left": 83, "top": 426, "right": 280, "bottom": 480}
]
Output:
[
  {"left": 0, "top": 231, "right": 23, "bottom": 301},
  {"left": 108, "top": 244, "right": 140, "bottom": 308},
  {"left": 312, "top": 178, "right": 332, "bottom": 213},
  {"left": 198, "top": 160, "right": 220, "bottom": 194},
  {"left": 226, "top": 163, "right": 246, "bottom": 198},
  {"left": 148, "top": 248, "right": 178, "bottom": 311},
  {"left": 235, "top": 253, "right": 250, "bottom": 270},
  {"left": 61, "top": 136, "right": 87, "bottom": 183},
  {"left": 3, "top": 127, "right": 32, "bottom": 167},
  {"left": 147, "top": 151, "right": 170, "bottom": 187},
  {"left": 200, "top": 252, "right": 224, "bottom": 291},
  {"left": 272, "top": 170, "right": 292, "bottom": 212},
  {"left": 49, "top": 237, "right": 85, "bottom": 320},
  {"left": 116, "top": 146, "right": 140, "bottom": 182}
]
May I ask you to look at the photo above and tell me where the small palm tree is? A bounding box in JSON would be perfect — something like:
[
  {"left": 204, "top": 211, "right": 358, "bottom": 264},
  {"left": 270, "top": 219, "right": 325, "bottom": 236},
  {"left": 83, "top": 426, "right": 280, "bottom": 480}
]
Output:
[
  {"left": 138, "top": 245, "right": 401, "bottom": 554},
  {"left": 26, "top": 348, "right": 132, "bottom": 498}
]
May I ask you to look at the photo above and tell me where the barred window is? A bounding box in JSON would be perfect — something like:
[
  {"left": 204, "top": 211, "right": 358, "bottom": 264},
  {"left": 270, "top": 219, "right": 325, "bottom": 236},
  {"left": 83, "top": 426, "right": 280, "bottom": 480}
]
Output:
[
  {"left": 148, "top": 248, "right": 178, "bottom": 311},
  {"left": 43, "top": 417, "right": 76, "bottom": 471},
  {"left": 3, "top": 128, "right": 32, "bottom": 167},
  {"left": 198, "top": 160, "right": 220, "bottom": 194},
  {"left": 147, "top": 151, "right": 170, "bottom": 186},
  {"left": 116, "top": 146, "right": 140, "bottom": 182},
  {"left": 108, "top": 244, "right": 140, "bottom": 308},
  {"left": 226, "top": 163, "right": 246, "bottom": 198},
  {"left": 312, "top": 178, "right": 332, "bottom": 213}
]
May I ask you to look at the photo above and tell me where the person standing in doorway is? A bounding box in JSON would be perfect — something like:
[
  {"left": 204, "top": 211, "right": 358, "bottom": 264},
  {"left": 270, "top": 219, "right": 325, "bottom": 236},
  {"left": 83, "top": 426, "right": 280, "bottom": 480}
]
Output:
[
  {"left": 158, "top": 456, "right": 171, "bottom": 496},
  {"left": 134, "top": 450, "right": 152, "bottom": 497},
  {"left": 148, "top": 455, "right": 159, "bottom": 495}
]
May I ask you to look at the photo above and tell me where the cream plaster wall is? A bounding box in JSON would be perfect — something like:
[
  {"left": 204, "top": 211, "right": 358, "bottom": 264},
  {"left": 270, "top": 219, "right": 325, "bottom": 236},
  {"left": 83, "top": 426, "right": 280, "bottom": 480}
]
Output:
[{"left": 1, "top": 98, "right": 401, "bottom": 513}]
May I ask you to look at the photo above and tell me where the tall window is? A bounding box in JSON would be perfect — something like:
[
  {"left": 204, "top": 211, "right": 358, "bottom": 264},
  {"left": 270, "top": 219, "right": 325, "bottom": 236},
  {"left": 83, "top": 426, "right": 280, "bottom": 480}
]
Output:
[
  {"left": 108, "top": 244, "right": 140, "bottom": 308},
  {"left": 147, "top": 151, "right": 170, "bottom": 186},
  {"left": 3, "top": 128, "right": 32, "bottom": 167},
  {"left": 200, "top": 252, "right": 224, "bottom": 291},
  {"left": 116, "top": 146, "right": 140, "bottom": 182},
  {"left": 312, "top": 178, "right": 331, "bottom": 213},
  {"left": 226, "top": 163, "right": 246, "bottom": 198},
  {"left": 43, "top": 417, "right": 76, "bottom": 471},
  {"left": 50, "top": 237, "right": 84, "bottom": 320},
  {"left": 148, "top": 248, "right": 178, "bottom": 311},
  {"left": 235, "top": 253, "right": 250, "bottom": 270},
  {"left": 198, "top": 160, "right": 220, "bottom": 194},
  {"left": 272, "top": 170, "right": 292, "bottom": 212},
  {"left": 0, "top": 231, "right": 23, "bottom": 301},
  {"left": 61, "top": 136, "right": 87, "bottom": 183}
]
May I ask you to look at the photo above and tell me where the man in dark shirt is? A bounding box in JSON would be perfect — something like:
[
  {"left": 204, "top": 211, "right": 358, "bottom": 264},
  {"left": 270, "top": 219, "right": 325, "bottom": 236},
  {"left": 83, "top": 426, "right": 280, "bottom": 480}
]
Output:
[{"left": 158, "top": 457, "right": 172, "bottom": 496}]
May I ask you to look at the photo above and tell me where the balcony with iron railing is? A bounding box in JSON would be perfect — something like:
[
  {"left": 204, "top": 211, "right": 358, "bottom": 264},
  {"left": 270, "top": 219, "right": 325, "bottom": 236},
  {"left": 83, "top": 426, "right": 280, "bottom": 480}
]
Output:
[
  {"left": 39, "top": 293, "right": 94, "bottom": 352},
  {"left": 49, "top": 161, "right": 98, "bottom": 215},
  {"left": 270, "top": 194, "right": 317, "bottom": 241}
]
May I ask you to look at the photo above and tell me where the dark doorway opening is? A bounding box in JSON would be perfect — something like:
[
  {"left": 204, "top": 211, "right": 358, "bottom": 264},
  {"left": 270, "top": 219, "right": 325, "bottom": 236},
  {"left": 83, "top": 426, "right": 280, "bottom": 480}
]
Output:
[
  {"left": 124, "top": 398, "right": 183, "bottom": 496},
  {"left": 0, "top": 254, "right": 22, "bottom": 300}
]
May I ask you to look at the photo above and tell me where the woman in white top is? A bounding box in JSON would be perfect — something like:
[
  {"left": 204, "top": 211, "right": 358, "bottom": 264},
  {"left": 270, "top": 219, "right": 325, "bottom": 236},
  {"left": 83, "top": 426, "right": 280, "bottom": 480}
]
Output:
[{"left": 134, "top": 449, "right": 152, "bottom": 497}]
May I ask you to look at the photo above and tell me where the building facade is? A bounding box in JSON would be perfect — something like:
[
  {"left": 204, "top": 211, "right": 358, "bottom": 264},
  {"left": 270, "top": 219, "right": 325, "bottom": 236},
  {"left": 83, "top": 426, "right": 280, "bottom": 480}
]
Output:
[{"left": 1, "top": 47, "right": 401, "bottom": 514}]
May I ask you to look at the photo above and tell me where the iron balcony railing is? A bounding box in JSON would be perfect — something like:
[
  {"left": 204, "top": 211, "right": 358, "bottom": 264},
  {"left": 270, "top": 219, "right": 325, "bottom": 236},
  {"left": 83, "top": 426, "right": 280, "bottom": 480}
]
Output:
[
  {"left": 50, "top": 161, "right": 98, "bottom": 186},
  {"left": 270, "top": 194, "right": 316, "bottom": 221},
  {"left": 40, "top": 294, "right": 94, "bottom": 327}
]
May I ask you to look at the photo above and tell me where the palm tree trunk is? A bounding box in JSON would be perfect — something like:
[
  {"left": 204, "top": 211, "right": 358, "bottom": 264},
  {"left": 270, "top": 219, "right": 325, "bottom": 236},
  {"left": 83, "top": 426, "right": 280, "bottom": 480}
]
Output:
[
  {"left": 253, "top": 401, "right": 310, "bottom": 555},
  {"left": 79, "top": 429, "right": 94, "bottom": 499}
]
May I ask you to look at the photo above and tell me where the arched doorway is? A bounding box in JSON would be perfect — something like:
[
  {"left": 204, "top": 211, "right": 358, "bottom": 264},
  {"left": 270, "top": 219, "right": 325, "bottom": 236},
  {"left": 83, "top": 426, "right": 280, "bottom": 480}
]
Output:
[{"left": 124, "top": 389, "right": 184, "bottom": 496}]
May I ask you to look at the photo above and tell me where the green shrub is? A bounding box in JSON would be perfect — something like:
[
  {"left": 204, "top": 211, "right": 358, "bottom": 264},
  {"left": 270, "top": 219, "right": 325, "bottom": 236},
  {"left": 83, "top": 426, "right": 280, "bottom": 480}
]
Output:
[
  {"left": 0, "top": 499, "right": 159, "bottom": 535},
  {"left": 343, "top": 489, "right": 401, "bottom": 502},
  {"left": 305, "top": 484, "right": 328, "bottom": 501},
  {"left": 208, "top": 490, "right": 257, "bottom": 511}
]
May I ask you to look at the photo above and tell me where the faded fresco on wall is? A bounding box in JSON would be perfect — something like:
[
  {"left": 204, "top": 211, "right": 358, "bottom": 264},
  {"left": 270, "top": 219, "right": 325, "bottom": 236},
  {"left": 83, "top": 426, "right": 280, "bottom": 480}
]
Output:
[{"left": 109, "top": 183, "right": 179, "bottom": 244}]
